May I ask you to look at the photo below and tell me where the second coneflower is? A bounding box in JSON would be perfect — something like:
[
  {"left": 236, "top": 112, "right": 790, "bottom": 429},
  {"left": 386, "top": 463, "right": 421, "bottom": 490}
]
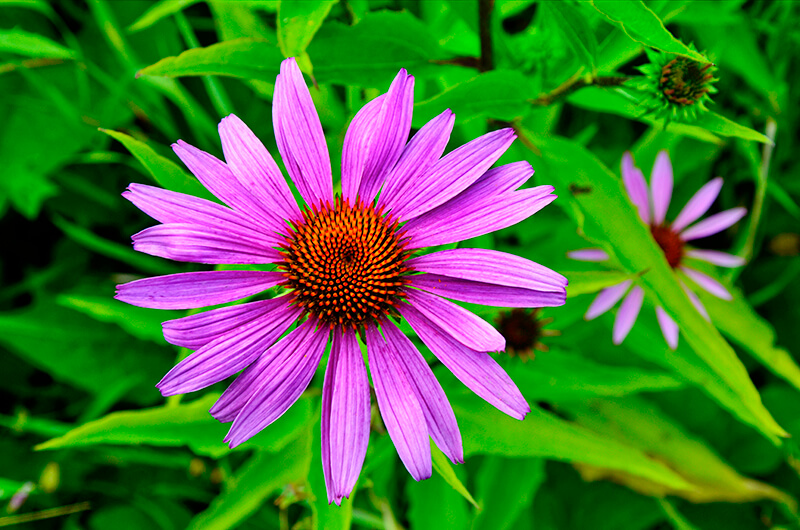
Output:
[{"left": 570, "top": 150, "right": 745, "bottom": 349}]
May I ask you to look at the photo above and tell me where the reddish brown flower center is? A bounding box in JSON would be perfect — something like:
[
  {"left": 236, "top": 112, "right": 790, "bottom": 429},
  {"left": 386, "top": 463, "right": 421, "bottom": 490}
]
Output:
[
  {"left": 660, "top": 58, "right": 714, "bottom": 106},
  {"left": 495, "top": 308, "right": 552, "bottom": 360},
  {"left": 278, "top": 197, "right": 411, "bottom": 329},
  {"left": 651, "top": 224, "right": 684, "bottom": 268}
]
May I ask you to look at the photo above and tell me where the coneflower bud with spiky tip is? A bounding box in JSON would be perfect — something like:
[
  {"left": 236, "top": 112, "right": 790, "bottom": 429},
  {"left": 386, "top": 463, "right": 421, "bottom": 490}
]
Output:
[{"left": 634, "top": 46, "right": 718, "bottom": 123}]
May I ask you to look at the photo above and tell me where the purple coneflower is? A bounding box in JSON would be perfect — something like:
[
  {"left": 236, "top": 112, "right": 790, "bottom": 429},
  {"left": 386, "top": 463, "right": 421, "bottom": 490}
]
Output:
[
  {"left": 570, "top": 150, "right": 745, "bottom": 350},
  {"left": 116, "top": 58, "right": 566, "bottom": 504}
]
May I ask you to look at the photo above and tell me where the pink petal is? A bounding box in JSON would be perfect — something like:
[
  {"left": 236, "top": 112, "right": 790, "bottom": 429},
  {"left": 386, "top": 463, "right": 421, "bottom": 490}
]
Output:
[
  {"left": 341, "top": 95, "right": 384, "bottom": 203},
  {"left": 272, "top": 58, "right": 333, "bottom": 209},
  {"left": 671, "top": 177, "right": 723, "bottom": 232},
  {"left": 685, "top": 249, "right": 746, "bottom": 268},
  {"left": 222, "top": 321, "right": 328, "bottom": 447},
  {"left": 378, "top": 110, "right": 454, "bottom": 212},
  {"left": 621, "top": 152, "right": 650, "bottom": 224},
  {"left": 568, "top": 248, "right": 610, "bottom": 262},
  {"left": 365, "top": 325, "right": 432, "bottom": 481},
  {"left": 655, "top": 306, "right": 679, "bottom": 350},
  {"left": 680, "top": 279, "right": 710, "bottom": 320},
  {"left": 322, "top": 328, "right": 371, "bottom": 505},
  {"left": 681, "top": 266, "right": 732, "bottom": 300},
  {"left": 218, "top": 114, "right": 301, "bottom": 223},
  {"left": 156, "top": 302, "right": 301, "bottom": 396},
  {"left": 404, "top": 289, "right": 505, "bottom": 352},
  {"left": 409, "top": 274, "right": 566, "bottom": 308},
  {"left": 612, "top": 285, "right": 644, "bottom": 345},
  {"left": 381, "top": 320, "right": 463, "bottom": 464},
  {"left": 400, "top": 304, "right": 529, "bottom": 420},
  {"left": 115, "top": 271, "right": 284, "bottom": 309},
  {"left": 585, "top": 281, "right": 632, "bottom": 320},
  {"left": 679, "top": 208, "right": 747, "bottom": 241},
  {"left": 650, "top": 150, "right": 674, "bottom": 226}
]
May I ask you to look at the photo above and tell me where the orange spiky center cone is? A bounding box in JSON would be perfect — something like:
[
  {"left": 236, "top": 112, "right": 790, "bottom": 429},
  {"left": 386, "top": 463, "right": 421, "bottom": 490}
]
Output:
[{"left": 278, "top": 197, "right": 413, "bottom": 330}]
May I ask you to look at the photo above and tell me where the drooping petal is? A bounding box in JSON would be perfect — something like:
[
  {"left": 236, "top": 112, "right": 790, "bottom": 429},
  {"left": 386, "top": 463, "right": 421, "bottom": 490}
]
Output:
[
  {"left": 400, "top": 304, "right": 529, "bottom": 420},
  {"left": 222, "top": 320, "right": 328, "bottom": 447},
  {"left": 621, "top": 152, "right": 650, "bottom": 224},
  {"left": 568, "top": 248, "right": 610, "bottom": 262},
  {"left": 172, "top": 140, "right": 283, "bottom": 233},
  {"left": 408, "top": 248, "right": 567, "bottom": 293},
  {"left": 403, "top": 186, "right": 556, "bottom": 249},
  {"left": 681, "top": 266, "right": 732, "bottom": 300},
  {"left": 585, "top": 280, "right": 631, "bottom": 320},
  {"left": 685, "top": 249, "right": 746, "bottom": 268},
  {"left": 272, "top": 58, "right": 333, "bottom": 208},
  {"left": 342, "top": 70, "right": 414, "bottom": 203},
  {"left": 390, "top": 128, "right": 516, "bottom": 221},
  {"left": 650, "top": 150, "right": 673, "bottom": 226},
  {"left": 680, "top": 279, "right": 710, "bottom": 320},
  {"left": 671, "top": 177, "right": 723, "bottom": 232},
  {"left": 157, "top": 303, "right": 301, "bottom": 396},
  {"left": 409, "top": 274, "right": 566, "bottom": 308},
  {"left": 679, "top": 208, "right": 747, "bottom": 241},
  {"left": 365, "top": 326, "right": 432, "bottom": 481},
  {"left": 218, "top": 114, "right": 301, "bottom": 222},
  {"left": 404, "top": 289, "right": 505, "bottom": 352},
  {"left": 162, "top": 297, "right": 293, "bottom": 350},
  {"left": 378, "top": 110, "right": 455, "bottom": 212},
  {"left": 123, "top": 184, "right": 280, "bottom": 245},
  {"left": 612, "top": 285, "right": 644, "bottom": 345},
  {"left": 655, "top": 306, "right": 679, "bottom": 350},
  {"left": 115, "top": 271, "right": 284, "bottom": 309},
  {"left": 132, "top": 223, "right": 283, "bottom": 264},
  {"left": 321, "top": 328, "right": 370, "bottom": 505},
  {"left": 381, "top": 320, "right": 463, "bottom": 464}
]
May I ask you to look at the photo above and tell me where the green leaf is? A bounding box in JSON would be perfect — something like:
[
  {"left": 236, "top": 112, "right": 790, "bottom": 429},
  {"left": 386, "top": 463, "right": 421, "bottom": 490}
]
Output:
[
  {"left": 0, "top": 28, "right": 75, "bottom": 59},
  {"left": 128, "top": 0, "right": 202, "bottom": 33},
  {"left": 308, "top": 10, "right": 448, "bottom": 87},
  {"left": 100, "top": 129, "right": 216, "bottom": 202},
  {"left": 407, "top": 461, "right": 470, "bottom": 530},
  {"left": 452, "top": 394, "right": 691, "bottom": 491},
  {"left": 136, "top": 38, "right": 284, "bottom": 83},
  {"left": 473, "top": 457, "right": 544, "bottom": 530},
  {"left": 430, "top": 442, "right": 479, "bottom": 509},
  {"left": 501, "top": 350, "right": 684, "bottom": 402},
  {"left": 590, "top": 1, "right": 708, "bottom": 63},
  {"left": 693, "top": 112, "right": 772, "bottom": 144},
  {"left": 564, "top": 270, "right": 632, "bottom": 297},
  {"left": 517, "top": 130, "right": 786, "bottom": 443},
  {"left": 413, "top": 70, "right": 530, "bottom": 127},
  {"left": 35, "top": 393, "right": 314, "bottom": 459},
  {"left": 698, "top": 286, "right": 800, "bottom": 393},
  {"left": 277, "top": 0, "right": 337, "bottom": 58},
  {"left": 187, "top": 433, "right": 312, "bottom": 530},
  {"left": 56, "top": 294, "right": 178, "bottom": 344},
  {"left": 542, "top": 1, "right": 597, "bottom": 72}
]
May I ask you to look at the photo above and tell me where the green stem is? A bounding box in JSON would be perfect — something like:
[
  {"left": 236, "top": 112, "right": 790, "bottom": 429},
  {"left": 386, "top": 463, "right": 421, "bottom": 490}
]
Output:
[{"left": 529, "top": 74, "right": 631, "bottom": 106}]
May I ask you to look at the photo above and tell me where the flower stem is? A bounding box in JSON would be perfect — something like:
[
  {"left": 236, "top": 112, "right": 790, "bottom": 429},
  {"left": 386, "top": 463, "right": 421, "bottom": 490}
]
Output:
[
  {"left": 529, "top": 73, "right": 631, "bottom": 106},
  {"left": 478, "top": 0, "right": 494, "bottom": 72}
]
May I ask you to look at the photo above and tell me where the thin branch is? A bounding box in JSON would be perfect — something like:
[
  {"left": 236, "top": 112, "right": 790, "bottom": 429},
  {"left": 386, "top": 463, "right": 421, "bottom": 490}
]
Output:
[
  {"left": 529, "top": 74, "right": 631, "bottom": 106},
  {"left": 478, "top": 0, "right": 494, "bottom": 72}
]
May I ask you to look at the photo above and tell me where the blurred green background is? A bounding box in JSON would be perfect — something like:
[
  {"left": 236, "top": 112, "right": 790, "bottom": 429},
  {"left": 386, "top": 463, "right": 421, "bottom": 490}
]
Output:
[{"left": 1, "top": 0, "right": 800, "bottom": 528}]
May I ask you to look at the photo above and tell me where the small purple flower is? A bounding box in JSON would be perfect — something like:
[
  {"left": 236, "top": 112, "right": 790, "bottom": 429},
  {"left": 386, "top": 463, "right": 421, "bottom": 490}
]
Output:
[
  {"left": 570, "top": 150, "right": 746, "bottom": 350},
  {"left": 116, "top": 58, "right": 566, "bottom": 504}
]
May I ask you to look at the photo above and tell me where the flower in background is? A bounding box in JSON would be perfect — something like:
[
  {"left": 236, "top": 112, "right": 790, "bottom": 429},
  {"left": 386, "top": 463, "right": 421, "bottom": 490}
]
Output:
[
  {"left": 636, "top": 47, "right": 718, "bottom": 123},
  {"left": 116, "top": 58, "right": 567, "bottom": 505},
  {"left": 495, "top": 308, "right": 560, "bottom": 361},
  {"left": 570, "top": 150, "right": 745, "bottom": 350}
]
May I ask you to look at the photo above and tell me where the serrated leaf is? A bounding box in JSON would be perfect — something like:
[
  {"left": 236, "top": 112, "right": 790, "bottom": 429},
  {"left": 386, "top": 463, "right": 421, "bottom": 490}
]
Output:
[
  {"left": 413, "top": 70, "right": 530, "bottom": 126},
  {"left": 0, "top": 28, "right": 75, "bottom": 59},
  {"left": 590, "top": 1, "right": 708, "bottom": 63},
  {"left": 431, "top": 442, "right": 479, "bottom": 509},
  {"left": 187, "top": 433, "right": 312, "bottom": 530},
  {"left": 517, "top": 129, "right": 786, "bottom": 443},
  {"left": 277, "top": 0, "right": 337, "bottom": 58},
  {"left": 128, "top": 0, "right": 201, "bottom": 33},
  {"left": 100, "top": 129, "right": 216, "bottom": 202},
  {"left": 452, "top": 394, "right": 690, "bottom": 491},
  {"left": 137, "top": 38, "right": 284, "bottom": 82},
  {"left": 35, "top": 393, "right": 313, "bottom": 458}
]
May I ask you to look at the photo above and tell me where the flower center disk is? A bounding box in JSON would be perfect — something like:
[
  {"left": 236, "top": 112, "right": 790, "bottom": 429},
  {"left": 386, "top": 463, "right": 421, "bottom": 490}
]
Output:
[
  {"left": 651, "top": 224, "right": 684, "bottom": 268},
  {"left": 279, "top": 197, "right": 411, "bottom": 329}
]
